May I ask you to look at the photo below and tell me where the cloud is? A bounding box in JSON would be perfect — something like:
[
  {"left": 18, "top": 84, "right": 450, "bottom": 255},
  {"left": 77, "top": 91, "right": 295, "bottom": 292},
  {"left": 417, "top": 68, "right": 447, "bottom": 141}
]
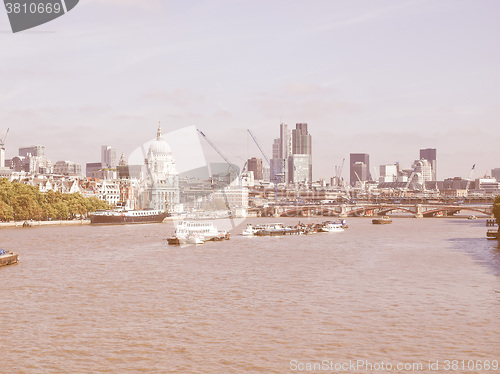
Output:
[
  {"left": 282, "top": 83, "right": 328, "bottom": 96},
  {"left": 258, "top": 98, "right": 361, "bottom": 119},
  {"left": 141, "top": 89, "right": 206, "bottom": 108},
  {"left": 83, "top": 0, "right": 163, "bottom": 12}
]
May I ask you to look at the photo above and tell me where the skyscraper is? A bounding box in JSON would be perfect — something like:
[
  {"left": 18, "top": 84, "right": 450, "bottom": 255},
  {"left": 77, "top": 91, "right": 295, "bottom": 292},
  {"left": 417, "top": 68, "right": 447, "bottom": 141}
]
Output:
[
  {"left": 101, "top": 145, "right": 117, "bottom": 169},
  {"left": 270, "top": 123, "right": 291, "bottom": 184},
  {"left": 247, "top": 157, "right": 263, "bottom": 180},
  {"left": 420, "top": 148, "right": 437, "bottom": 181},
  {"left": 288, "top": 123, "right": 312, "bottom": 184},
  {"left": 350, "top": 153, "right": 370, "bottom": 186}
]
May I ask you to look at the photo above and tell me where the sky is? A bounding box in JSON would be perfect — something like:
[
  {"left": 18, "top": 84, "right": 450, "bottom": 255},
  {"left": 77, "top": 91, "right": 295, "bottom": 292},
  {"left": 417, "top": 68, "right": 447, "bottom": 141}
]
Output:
[{"left": 1, "top": 0, "right": 499, "bottom": 181}]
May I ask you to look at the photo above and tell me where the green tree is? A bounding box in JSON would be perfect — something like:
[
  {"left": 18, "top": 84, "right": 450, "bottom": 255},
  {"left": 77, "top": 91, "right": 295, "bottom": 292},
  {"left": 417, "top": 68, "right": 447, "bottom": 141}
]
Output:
[
  {"left": 493, "top": 195, "right": 500, "bottom": 232},
  {"left": 11, "top": 194, "right": 41, "bottom": 221},
  {"left": 0, "top": 201, "right": 14, "bottom": 221}
]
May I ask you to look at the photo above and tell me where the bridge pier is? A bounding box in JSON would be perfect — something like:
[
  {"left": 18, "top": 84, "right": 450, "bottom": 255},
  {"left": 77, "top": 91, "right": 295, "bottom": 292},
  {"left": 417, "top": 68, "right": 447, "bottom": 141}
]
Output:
[
  {"left": 414, "top": 204, "right": 423, "bottom": 218},
  {"left": 339, "top": 204, "right": 348, "bottom": 218},
  {"left": 273, "top": 207, "right": 280, "bottom": 217}
]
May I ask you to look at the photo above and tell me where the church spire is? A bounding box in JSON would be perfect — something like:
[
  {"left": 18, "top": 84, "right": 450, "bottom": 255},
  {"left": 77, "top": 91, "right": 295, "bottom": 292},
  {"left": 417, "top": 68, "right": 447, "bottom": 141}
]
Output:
[{"left": 157, "top": 121, "right": 162, "bottom": 140}]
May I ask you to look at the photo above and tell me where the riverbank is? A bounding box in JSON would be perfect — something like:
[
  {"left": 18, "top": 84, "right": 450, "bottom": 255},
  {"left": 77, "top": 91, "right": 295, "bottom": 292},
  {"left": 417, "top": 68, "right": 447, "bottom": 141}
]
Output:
[{"left": 0, "top": 220, "right": 91, "bottom": 228}]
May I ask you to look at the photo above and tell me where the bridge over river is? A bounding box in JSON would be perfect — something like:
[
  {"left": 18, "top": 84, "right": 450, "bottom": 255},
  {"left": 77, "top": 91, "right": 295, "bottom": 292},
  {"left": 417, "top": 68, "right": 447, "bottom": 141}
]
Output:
[{"left": 256, "top": 203, "right": 493, "bottom": 218}]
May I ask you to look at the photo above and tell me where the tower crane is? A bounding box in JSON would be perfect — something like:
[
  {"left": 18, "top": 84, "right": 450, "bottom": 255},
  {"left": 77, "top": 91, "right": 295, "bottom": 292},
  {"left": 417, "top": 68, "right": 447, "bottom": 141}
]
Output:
[
  {"left": 334, "top": 158, "right": 345, "bottom": 187},
  {"left": 0, "top": 128, "right": 9, "bottom": 168},
  {"left": 247, "top": 129, "right": 270, "bottom": 166},
  {"left": 247, "top": 129, "right": 279, "bottom": 201},
  {"left": 401, "top": 169, "right": 416, "bottom": 199},
  {"left": 0, "top": 128, "right": 9, "bottom": 148},
  {"left": 465, "top": 164, "right": 476, "bottom": 195},
  {"left": 197, "top": 129, "right": 238, "bottom": 224}
]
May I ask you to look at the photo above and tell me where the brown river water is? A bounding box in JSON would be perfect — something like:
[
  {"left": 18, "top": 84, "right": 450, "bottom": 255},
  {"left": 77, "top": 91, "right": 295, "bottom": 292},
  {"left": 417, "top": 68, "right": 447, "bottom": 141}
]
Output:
[{"left": 1, "top": 217, "right": 499, "bottom": 373}]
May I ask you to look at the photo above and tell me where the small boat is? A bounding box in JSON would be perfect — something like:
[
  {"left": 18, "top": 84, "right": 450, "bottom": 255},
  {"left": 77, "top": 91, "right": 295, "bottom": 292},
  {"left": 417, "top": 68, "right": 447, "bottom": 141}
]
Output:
[
  {"left": 167, "top": 237, "right": 182, "bottom": 245},
  {"left": 0, "top": 249, "right": 18, "bottom": 267},
  {"left": 468, "top": 215, "right": 477, "bottom": 220},
  {"left": 486, "top": 229, "right": 498, "bottom": 240},
  {"left": 372, "top": 216, "right": 392, "bottom": 224},
  {"left": 319, "top": 221, "right": 344, "bottom": 232}
]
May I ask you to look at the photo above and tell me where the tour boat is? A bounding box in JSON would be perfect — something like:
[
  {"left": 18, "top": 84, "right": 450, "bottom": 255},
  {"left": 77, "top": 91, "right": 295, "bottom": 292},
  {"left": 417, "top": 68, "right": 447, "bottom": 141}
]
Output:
[
  {"left": 89, "top": 209, "right": 169, "bottom": 225},
  {"left": 167, "top": 221, "right": 228, "bottom": 245},
  {"left": 319, "top": 221, "right": 345, "bottom": 232},
  {"left": 242, "top": 224, "right": 259, "bottom": 236}
]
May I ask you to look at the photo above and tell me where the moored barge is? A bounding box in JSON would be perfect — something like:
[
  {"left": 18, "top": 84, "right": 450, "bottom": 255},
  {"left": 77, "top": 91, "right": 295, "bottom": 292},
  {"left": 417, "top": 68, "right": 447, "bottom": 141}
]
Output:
[{"left": 0, "top": 249, "right": 18, "bottom": 267}]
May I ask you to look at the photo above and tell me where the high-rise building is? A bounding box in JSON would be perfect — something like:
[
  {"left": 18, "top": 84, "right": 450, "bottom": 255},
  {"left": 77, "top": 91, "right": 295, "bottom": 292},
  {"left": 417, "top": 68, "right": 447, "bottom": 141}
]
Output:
[
  {"left": 288, "top": 154, "right": 312, "bottom": 184},
  {"left": 54, "top": 160, "right": 82, "bottom": 176},
  {"left": 420, "top": 148, "right": 437, "bottom": 181},
  {"left": 19, "top": 145, "right": 45, "bottom": 158},
  {"left": 379, "top": 164, "right": 398, "bottom": 183},
  {"left": 352, "top": 161, "right": 368, "bottom": 185},
  {"left": 491, "top": 168, "right": 500, "bottom": 181},
  {"left": 101, "top": 145, "right": 117, "bottom": 169},
  {"left": 247, "top": 157, "right": 263, "bottom": 180},
  {"left": 350, "top": 153, "right": 370, "bottom": 186},
  {"left": 412, "top": 159, "right": 432, "bottom": 186},
  {"left": 86, "top": 162, "right": 102, "bottom": 178},
  {"left": 270, "top": 123, "right": 291, "bottom": 184},
  {"left": 288, "top": 123, "right": 312, "bottom": 184}
]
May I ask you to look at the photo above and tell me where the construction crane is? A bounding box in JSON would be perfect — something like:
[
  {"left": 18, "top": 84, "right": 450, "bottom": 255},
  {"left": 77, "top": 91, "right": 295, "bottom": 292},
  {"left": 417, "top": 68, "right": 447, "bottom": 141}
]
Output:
[
  {"left": 197, "top": 129, "right": 238, "bottom": 223},
  {"left": 465, "top": 164, "right": 476, "bottom": 195},
  {"left": 0, "top": 128, "right": 9, "bottom": 168},
  {"left": 401, "top": 169, "right": 417, "bottom": 199},
  {"left": 197, "top": 130, "right": 239, "bottom": 175},
  {"left": 0, "top": 128, "right": 9, "bottom": 148},
  {"left": 334, "top": 158, "right": 345, "bottom": 187},
  {"left": 247, "top": 129, "right": 270, "bottom": 166},
  {"left": 247, "top": 129, "right": 279, "bottom": 202}
]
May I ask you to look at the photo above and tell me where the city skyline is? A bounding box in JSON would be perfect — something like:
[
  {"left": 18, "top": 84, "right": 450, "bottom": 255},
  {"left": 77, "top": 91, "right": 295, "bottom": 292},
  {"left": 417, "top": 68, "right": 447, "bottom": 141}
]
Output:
[{"left": 1, "top": 0, "right": 499, "bottom": 180}]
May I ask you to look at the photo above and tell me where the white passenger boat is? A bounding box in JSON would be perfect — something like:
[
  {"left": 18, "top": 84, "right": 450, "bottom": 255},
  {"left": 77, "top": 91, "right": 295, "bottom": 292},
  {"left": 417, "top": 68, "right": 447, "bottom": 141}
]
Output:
[
  {"left": 168, "top": 221, "right": 229, "bottom": 245},
  {"left": 186, "top": 233, "right": 205, "bottom": 245},
  {"left": 319, "top": 222, "right": 344, "bottom": 232},
  {"left": 242, "top": 224, "right": 258, "bottom": 236}
]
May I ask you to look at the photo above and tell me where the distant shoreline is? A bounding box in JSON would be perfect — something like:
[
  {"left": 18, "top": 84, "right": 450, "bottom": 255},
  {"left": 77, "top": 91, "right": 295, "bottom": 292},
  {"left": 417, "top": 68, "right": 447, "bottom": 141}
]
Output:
[
  {"left": 0, "top": 216, "right": 186, "bottom": 228},
  {"left": 0, "top": 220, "right": 91, "bottom": 228}
]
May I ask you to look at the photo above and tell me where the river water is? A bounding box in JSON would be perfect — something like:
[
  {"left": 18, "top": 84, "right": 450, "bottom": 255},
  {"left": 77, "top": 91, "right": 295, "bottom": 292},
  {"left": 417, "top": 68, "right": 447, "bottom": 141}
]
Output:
[{"left": 1, "top": 217, "right": 499, "bottom": 373}]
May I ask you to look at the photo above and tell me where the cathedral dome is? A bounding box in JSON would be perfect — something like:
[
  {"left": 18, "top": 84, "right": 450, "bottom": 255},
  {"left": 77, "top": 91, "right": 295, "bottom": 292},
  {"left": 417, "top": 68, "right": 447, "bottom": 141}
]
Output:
[{"left": 148, "top": 123, "right": 172, "bottom": 156}]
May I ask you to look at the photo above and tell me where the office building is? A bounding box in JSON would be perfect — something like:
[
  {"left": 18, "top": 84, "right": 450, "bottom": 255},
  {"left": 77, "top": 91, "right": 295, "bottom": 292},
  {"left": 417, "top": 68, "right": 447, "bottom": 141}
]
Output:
[
  {"left": 288, "top": 123, "right": 312, "bottom": 184},
  {"left": 270, "top": 123, "right": 291, "bottom": 184},
  {"left": 350, "top": 153, "right": 370, "bottom": 186},
  {"left": 86, "top": 162, "right": 102, "bottom": 178},
  {"left": 19, "top": 145, "right": 45, "bottom": 158},
  {"left": 379, "top": 164, "right": 398, "bottom": 183},
  {"left": 101, "top": 145, "right": 117, "bottom": 169},
  {"left": 491, "top": 168, "right": 500, "bottom": 181},
  {"left": 247, "top": 157, "right": 263, "bottom": 180},
  {"left": 420, "top": 148, "right": 437, "bottom": 181},
  {"left": 54, "top": 160, "right": 82, "bottom": 176},
  {"left": 412, "top": 159, "right": 433, "bottom": 186}
]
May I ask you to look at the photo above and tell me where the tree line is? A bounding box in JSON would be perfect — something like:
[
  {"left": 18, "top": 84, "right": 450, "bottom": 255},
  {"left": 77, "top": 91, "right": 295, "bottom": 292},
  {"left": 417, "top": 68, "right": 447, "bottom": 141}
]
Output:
[
  {"left": 0, "top": 178, "right": 109, "bottom": 221},
  {"left": 494, "top": 195, "right": 500, "bottom": 232}
]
